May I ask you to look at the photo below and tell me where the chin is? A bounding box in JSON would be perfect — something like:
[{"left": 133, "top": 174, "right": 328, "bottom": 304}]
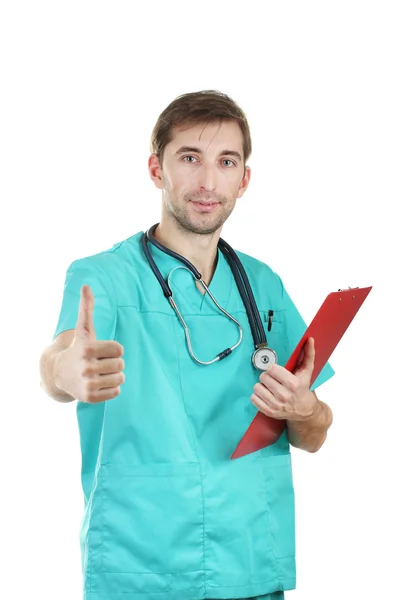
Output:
[{"left": 188, "top": 220, "right": 223, "bottom": 235}]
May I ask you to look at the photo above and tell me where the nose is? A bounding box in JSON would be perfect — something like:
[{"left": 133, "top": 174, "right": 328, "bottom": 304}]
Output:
[{"left": 197, "top": 163, "right": 218, "bottom": 193}]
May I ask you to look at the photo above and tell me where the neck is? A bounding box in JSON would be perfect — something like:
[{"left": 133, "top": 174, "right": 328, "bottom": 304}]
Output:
[{"left": 153, "top": 219, "right": 221, "bottom": 285}]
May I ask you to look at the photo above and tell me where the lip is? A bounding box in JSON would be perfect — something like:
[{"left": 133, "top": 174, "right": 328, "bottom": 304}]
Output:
[
  {"left": 190, "top": 200, "right": 220, "bottom": 213},
  {"left": 190, "top": 200, "right": 219, "bottom": 205}
]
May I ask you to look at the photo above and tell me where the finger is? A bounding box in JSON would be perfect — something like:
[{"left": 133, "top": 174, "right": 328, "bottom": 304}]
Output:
[
  {"left": 98, "top": 372, "right": 125, "bottom": 389},
  {"left": 261, "top": 364, "right": 293, "bottom": 387},
  {"left": 84, "top": 386, "right": 121, "bottom": 404},
  {"left": 256, "top": 375, "right": 285, "bottom": 399},
  {"left": 251, "top": 393, "right": 282, "bottom": 418},
  {"left": 76, "top": 285, "right": 96, "bottom": 340},
  {"left": 97, "top": 357, "right": 125, "bottom": 375},
  {"left": 83, "top": 341, "right": 124, "bottom": 360},
  {"left": 85, "top": 372, "right": 125, "bottom": 395},
  {"left": 253, "top": 383, "right": 285, "bottom": 410},
  {"left": 294, "top": 337, "right": 315, "bottom": 375},
  {"left": 303, "top": 337, "right": 315, "bottom": 369},
  {"left": 81, "top": 357, "right": 125, "bottom": 376}
]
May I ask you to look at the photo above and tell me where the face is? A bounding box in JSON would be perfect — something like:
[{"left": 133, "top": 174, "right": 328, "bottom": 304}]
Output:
[{"left": 149, "top": 120, "right": 251, "bottom": 235}]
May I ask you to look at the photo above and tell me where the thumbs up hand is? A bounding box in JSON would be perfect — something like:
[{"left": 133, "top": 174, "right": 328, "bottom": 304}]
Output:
[{"left": 54, "top": 285, "right": 125, "bottom": 403}]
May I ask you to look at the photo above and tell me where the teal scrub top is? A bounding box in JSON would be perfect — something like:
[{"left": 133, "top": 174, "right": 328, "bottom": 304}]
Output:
[{"left": 53, "top": 231, "right": 335, "bottom": 600}]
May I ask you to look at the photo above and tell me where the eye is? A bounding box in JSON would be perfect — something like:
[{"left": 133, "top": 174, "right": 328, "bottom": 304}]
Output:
[{"left": 182, "top": 155, "right": 197, "bottom": 163}]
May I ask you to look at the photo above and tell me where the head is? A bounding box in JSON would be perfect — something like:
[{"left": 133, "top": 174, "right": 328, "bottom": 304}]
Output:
[{"left": 148, "top": 90, "right": 252, "bottom": 236}]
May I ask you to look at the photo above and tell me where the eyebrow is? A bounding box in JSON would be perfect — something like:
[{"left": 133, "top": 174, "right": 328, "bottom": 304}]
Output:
[{"left": 175, "top": 146, "right": 242, "bottom": 162}]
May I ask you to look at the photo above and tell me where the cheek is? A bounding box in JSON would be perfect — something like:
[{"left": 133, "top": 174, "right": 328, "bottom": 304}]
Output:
[
  {"left": 161, "top": 162, "right": 185, "bottom": 189},
  {"left": 169, "top": 173, "right": 191, "bottom": 196},
  {"left": 163, "top": 178, "right": 185, "bottom": 202},
  {"left": 226, "top": 177, "right": 243, "bottom": 200}
]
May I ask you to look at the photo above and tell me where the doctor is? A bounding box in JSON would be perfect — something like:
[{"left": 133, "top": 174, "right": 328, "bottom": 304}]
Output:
[{"left": 40, "top": 90, "right": 334, "bottom": 600}]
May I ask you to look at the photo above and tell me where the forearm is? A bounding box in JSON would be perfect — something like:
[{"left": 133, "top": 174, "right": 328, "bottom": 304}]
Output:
[
  {"left": 286, "top": 397, "right": 333, "bottom": 453},
  {"left": 39, "top": 345, "right": 75, "bottom": 403}
]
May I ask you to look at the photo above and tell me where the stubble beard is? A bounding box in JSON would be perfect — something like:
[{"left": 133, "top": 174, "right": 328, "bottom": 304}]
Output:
[{"left": 164, "top": 191, "right": 236, "bottom": 236}]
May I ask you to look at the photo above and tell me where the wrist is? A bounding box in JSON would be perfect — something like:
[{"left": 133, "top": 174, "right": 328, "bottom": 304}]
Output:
[
  {"left": 303, "top": 393, "right": 320, "bottom": 422},
  {"left": 288, "top": 392, "right": 319, "bottom": 423}
]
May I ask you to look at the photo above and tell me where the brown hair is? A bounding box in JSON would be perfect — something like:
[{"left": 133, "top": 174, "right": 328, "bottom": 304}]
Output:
[{"left": 150, "top": 90, "right": 252, "bottom": 171}]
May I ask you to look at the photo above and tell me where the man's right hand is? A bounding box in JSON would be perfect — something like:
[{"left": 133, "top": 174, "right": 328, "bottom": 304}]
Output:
[{"left": 54, "top": 284, "right": 125, "bottom": 403}]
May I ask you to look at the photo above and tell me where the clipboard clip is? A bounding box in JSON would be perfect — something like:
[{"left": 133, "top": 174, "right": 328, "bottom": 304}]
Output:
[{"left": 337, "top": 286, "right": 360, "bottom": 291}]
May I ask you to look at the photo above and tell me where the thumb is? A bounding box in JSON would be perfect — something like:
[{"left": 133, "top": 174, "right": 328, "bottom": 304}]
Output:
[
  {"left": 75, "top": 284, "right": 96, "bottom": 339},
  {"left": 294, "top": 337, "right": 315, "bottom": 376}
]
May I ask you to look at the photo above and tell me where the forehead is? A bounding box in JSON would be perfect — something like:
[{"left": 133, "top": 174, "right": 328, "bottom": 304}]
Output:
[{"left": 167, "top": 120, "right": 243, "bottom": 155}]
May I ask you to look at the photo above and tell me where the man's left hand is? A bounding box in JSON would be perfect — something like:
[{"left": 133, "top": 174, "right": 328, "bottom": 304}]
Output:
[{"left": 251, "top": 337, "right": 317, "bottom": 422}]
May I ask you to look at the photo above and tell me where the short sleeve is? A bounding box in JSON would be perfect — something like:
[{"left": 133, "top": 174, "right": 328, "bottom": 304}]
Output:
[
  {"left": 278, "top": 275, "right": 335, "bottom": 391},
  {"left": 52, "top": 258, "right": 117, "bottom": 343}
]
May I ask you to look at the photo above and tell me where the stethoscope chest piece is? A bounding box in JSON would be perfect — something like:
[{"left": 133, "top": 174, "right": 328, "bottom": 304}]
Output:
[{"left": 252, "top": 346, "right": 278, "bottom": 371}]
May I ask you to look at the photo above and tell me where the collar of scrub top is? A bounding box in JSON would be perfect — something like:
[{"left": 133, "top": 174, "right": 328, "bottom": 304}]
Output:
[{"left": 141, "top": 223, "right": 277, "bottom": 370}]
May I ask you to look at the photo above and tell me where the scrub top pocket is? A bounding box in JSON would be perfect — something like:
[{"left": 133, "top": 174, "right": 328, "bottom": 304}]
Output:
[
  {"left": 101, "top": 463, "right": 203, "bottom": 574},
  {"left": 86, "top": 463, "right": 204, "bottom": 594}
]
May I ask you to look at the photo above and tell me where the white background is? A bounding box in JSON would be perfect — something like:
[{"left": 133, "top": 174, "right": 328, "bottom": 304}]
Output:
[{"left": 1, "top": 1, "right": 399, "bottom": 599}]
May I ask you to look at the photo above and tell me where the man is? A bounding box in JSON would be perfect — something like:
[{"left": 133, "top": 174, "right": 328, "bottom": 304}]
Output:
[{"left": 39, "top": 90, "right": 334, "bottom": 600}]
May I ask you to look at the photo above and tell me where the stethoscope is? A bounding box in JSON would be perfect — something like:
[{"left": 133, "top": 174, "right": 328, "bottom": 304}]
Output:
[{"left": 141, "top": 223, "right": 277, "bottom": 371}]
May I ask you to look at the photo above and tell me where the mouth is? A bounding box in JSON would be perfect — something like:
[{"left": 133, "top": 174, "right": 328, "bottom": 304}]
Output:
[
  {"left": 190, "top": 199, "right": 219, "bottom": 205},
  {"left": 190, "top": 200, "right": 220, "bottom": 213}
]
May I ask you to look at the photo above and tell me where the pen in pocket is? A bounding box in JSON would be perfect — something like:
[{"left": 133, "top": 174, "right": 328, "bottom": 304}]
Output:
[{"left": 267, "top": 310, "right": 273, "bottom": 332}]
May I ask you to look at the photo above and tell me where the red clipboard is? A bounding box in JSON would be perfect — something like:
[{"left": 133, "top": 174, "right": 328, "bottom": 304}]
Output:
[{"left": 231, "top": 285, "right": 373, "bottom": 459}]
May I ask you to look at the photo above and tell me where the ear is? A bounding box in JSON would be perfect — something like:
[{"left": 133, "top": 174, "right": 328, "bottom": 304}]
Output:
[
  {"left": 237, "top": 165, "right": 251, "bottom": 198},
  {"left": 148, "top": 153, "right": 164, "bottom": 190}
]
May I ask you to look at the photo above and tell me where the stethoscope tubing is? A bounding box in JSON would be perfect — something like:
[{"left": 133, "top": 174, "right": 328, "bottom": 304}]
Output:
[
  {"left": 142, "top": 223, "right": 266, "bottom": 348},
  {"left": 141, "top": 223, "right": 276, "bottom": 370}
]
